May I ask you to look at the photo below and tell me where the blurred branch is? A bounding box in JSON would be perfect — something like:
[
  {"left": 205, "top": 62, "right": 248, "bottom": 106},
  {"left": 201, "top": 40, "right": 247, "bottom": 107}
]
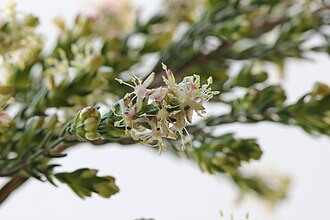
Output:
[
  {"left": 151, "top": 3, "right": 330, "bottom": 87},
  {"left": 0, "top": 141, "right": 76, "bottom": 205},
  {"left": 0, "top": 177, "right": 29, "bottom": 206}
]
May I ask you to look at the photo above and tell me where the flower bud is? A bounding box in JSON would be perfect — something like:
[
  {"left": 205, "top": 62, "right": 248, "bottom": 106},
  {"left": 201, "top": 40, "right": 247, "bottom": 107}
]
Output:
[
  {"left": 84, "top": 117, "right": 99, "bottom": 131},
  {"left": 0, "top": 111, "right": 16, "bottom": 144},
  {"left": 85, "top": 131, "right": 101, "bottom": 141},
  {"left": 44, "top": 114, "right": 58, "bottom": 130},
  {"left": 87, "top": 54, "right": 104, "bottom": 73},
  {"left": 71, "top": 106, "right": 102, "bottom": 141},
  {"left": 24, "top": 14, "right": 39, "bottom": 27},
  {"left": 312, "top": 83, "right": 330, "bottom": 98}
]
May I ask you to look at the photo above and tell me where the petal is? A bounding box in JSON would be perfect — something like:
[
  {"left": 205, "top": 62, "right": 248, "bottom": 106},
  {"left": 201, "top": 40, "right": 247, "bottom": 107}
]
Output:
[
  {"left": 136, "top": 97, "right": 144, "bottom": 113},
  {"left": 185, "top": 107, "right": 194, "bottom": 123},
  {"left": 162, "top": 63, "right": 176, "bottom": 85},
  {"left": 142, "top": 72, "right": 155, "bottom": 88}
]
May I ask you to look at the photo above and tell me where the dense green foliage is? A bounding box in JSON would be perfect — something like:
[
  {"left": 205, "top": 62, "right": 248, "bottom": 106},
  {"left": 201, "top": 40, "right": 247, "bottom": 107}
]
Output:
[{"left": 0, "top": 0, "right": 329, "bottom": 208}]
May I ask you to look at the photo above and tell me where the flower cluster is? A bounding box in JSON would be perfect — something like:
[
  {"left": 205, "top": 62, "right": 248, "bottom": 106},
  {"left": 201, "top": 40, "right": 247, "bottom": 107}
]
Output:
[
  {"left": 70, "top": 106, "right": 102, "bottom": 141},
  {"left": 111, "top": 64, "right": 219, "bottom": 152},
  {"left": 70, "top": 65, "right": 218, "bottom": 150}
]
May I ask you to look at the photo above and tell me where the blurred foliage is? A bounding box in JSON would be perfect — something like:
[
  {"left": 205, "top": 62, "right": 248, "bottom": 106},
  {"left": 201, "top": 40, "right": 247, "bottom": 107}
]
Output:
[
  {"left": 55, "top": 168, "right": 119, "bottom": 199},
  {"left": 0, "top": 0, "right": 329, "bottom": 211},
  {"left": 187, "top": 132, "right": 262, "bottom": 175}
]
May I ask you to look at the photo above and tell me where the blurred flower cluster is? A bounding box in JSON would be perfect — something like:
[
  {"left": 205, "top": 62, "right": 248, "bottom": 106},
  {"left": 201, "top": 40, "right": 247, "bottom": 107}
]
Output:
[
  {"left": 86, "top": 0, "right": 134, "bottom": 38},
  {"left": 0, "top": 2, "right": 43, "bottom": 74},
  {"left": 43, "top": 42, "right": 107, "bottom": 111},
  {"left": 54, "top": 0, "right": 134, "bottom": 42}
]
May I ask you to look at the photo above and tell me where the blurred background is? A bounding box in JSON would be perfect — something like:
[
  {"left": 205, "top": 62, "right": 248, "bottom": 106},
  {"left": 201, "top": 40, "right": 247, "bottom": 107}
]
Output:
[{"left": 0, "top": 0, "right": 329, "bottom": 219}]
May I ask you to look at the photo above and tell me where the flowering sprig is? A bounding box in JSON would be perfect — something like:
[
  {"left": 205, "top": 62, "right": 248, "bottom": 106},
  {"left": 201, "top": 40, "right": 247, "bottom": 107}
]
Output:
[
  {"left": 0, "top": 0, "right": 329, "bottom": 208},
  {"left": 110, "top": 64, "right": 219, "bottom": 152},
  {"left": 70, "top": 65, "right": 218, "bottom": 151}
]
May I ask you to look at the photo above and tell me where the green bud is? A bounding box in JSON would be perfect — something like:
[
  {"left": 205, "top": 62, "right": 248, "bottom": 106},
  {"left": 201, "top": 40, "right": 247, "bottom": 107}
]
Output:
[
  {"left": 85, "top": 131, "right": 101, "bottom": 141},
  {"left": 84, "top": 117, "right": 99, "bottom": 132},
  {"left": 44, "top": 114, "right": 58, "bottom": 130},
  {"left": 46, "top": 75, "right": 56, "bottom": 92},
  {"left": 53, "top": 17, "right": 66, "bottom": 30},
  {"left": 87, "top": 55, "right": 104, "bottom": 73},
  {"left": 254, "top": 71, "right": 268, "bottom": 82},
  {"left": 79, "top": 108, "right": 90, "bottom": 121},
  {"left": 24, "top": 14, "right": 39, "bottom": 27},
  {"left": 32, "top": 117, "right": 44, "bottom": 130},
  {"left": 0, "top": 111, "right": 16, "bottom": 144},
  {"left": 312, "top": 83, "right": 330, "bottom": 98},
  {"left": 71, "top": 106, "right": 102, "bottom": 141}
]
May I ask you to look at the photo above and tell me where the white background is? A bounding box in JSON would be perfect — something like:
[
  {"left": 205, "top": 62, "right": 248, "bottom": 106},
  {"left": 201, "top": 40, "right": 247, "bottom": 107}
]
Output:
[{"left": 1, "top": 1, "right": 330, "bottom": 220}]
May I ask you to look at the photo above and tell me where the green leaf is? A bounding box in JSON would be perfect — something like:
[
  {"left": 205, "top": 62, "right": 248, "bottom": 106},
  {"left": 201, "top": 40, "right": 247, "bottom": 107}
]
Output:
[
  {"left": 234, "top": 63, "right": 268, "bottom": 88},
  {"left": 55, "top": 168, "right": 119, "bottom": 199}
]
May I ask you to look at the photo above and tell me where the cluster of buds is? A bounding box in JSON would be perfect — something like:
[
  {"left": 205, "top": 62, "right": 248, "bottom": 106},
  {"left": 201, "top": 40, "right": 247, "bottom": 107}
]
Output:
[
  {"left": 110, "top": 64, "right": 219, "bottom": 152},
  {"left": 70, "top": 106, "right": 102, "bottom": 141}
]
